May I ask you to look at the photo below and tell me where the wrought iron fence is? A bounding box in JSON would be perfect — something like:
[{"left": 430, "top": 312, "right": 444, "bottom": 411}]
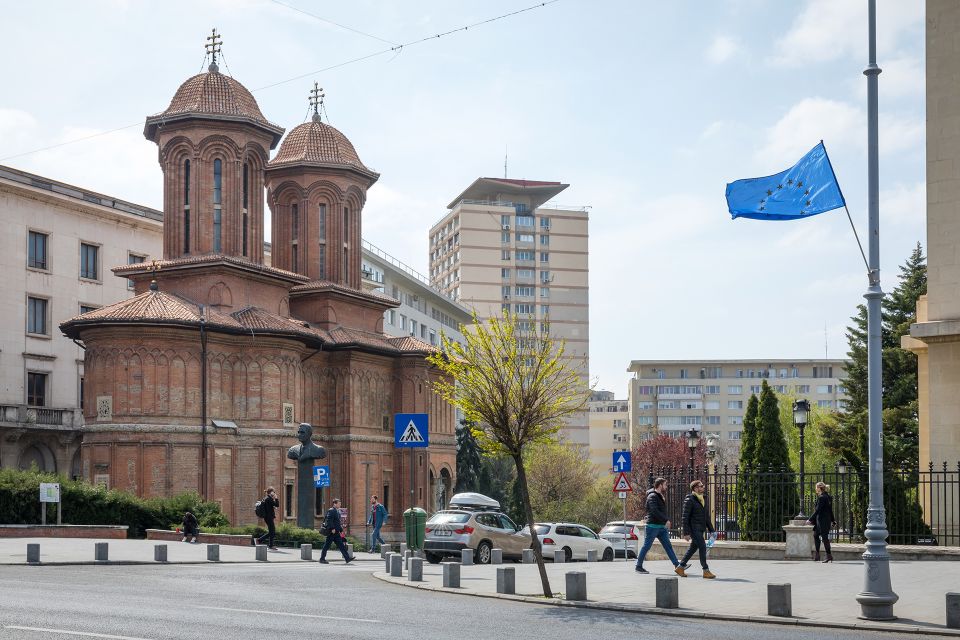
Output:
[{"left": 631, "top": 462, "right": 960, "bottom": 547}]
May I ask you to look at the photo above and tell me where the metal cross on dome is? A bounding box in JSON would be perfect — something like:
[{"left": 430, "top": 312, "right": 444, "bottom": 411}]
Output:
[
  {"left": 205, "top": 28, "right": 223, "bottom": 69},
  {"left": 309, "top": 82, "right": 325, "bottom": 122}
]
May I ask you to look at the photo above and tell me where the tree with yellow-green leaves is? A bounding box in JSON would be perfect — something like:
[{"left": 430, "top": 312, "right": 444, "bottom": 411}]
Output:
[{"left": 427, "top": 312, "right": 589, "bottom": 599}]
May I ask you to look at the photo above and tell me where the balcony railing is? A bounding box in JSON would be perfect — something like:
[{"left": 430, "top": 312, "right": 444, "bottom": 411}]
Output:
[{"left": 0, "top": 404, "right": 83, "bottom": 428}]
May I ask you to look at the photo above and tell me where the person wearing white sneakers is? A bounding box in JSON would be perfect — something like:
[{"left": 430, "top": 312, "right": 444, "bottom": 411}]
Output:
[{"left": 676, "top": 480, "right": 716, "bottom": 579}]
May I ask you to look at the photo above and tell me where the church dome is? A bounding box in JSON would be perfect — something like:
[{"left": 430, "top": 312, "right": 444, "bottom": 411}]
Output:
[
  {"left": 144, "top": 67, "right": 284, "bottom": 146},
  {"left": 268, "top": 118, "right": 378, "bottom": 180}
]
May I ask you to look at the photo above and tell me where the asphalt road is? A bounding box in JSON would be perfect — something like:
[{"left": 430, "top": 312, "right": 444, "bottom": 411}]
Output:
[{"left": 0, "top": 562, "right": 920, "bottom": 640}]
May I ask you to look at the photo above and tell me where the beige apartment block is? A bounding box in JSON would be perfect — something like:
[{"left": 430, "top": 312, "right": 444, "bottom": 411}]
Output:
[
  {"left": 626, "top": 359, "right": 850, "bottom": 451},
  {"left": 588, "top": 390, "right": 629, "bottom": 474},
  {"left": 428, "top": 177, "right": 590, "bottom": 448},
  {"left": 0, "top": 165, "right": 162, "bottom": 474},
  {"left": 902, "top": 1, "right": 960, "bottom": 544}
]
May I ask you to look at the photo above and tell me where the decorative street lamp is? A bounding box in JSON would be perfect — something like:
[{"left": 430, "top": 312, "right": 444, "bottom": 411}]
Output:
[
  {"left": 686, "top": 427, "right": 700, "bottom": 473},
  {"left": 705, "top": 433, "right": 719, "bottom": 526},
  {"left": 793, "top": 399, "right": 810, "bottom": 517}
]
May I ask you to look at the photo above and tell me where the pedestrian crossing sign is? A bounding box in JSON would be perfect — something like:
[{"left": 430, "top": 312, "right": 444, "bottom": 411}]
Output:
[
  {"left": 394, "top": 413, "right": 429, "bottom": 448},
  {"left": 613, "top": 471, "right": 633, "bottom": 493}
]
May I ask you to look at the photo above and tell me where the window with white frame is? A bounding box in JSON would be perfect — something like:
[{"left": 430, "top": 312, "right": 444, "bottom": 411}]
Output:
[
  {"left": 728, "top": 416, "right": 743, "bottom": 425},
  {"left": 728, "top": 385, "right": 742, "bottom": 394},
  {"left": 727, "top": 400, "right": 743, "bottom": 410}
]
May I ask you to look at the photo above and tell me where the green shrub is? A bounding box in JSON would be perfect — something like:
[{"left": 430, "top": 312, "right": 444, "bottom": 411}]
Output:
[
  {"left": 205, "top": 522, "right": 367, "bottom": 551},
  {"left": 0, "top": 468, "right": 227, "bottom": 537}
]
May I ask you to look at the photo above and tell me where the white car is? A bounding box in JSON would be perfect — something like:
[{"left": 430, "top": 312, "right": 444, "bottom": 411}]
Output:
[
  {"left": 599, "top": 521, "right": 644, "bottom": 558},
  {"left": 535, "top": 522, "right": 615, "bottom": 562}
]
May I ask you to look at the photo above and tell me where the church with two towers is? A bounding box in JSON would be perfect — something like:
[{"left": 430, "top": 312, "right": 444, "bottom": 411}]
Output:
[{"left": 60, "top": 33, "right": 457, "bottom": 529}]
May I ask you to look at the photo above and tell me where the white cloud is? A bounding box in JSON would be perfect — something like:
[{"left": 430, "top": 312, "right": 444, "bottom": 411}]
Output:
[
  {"left": 756, "top": 98, "right": 862, "bottom": 165},
  {"left": 706, "top": 35, "right": 741, "bottom": 64},
  {"left": 773, "top": 0, "right": 923, "bottom": 67},
  {"left": 855, "top": 55, "right": 924, "bottom": 100},
  {"left": 880, "top": 181, "right": 925, "bottom": 225},
  {"left": 0, "top": 108, "right": 40, "bottom": 159}
]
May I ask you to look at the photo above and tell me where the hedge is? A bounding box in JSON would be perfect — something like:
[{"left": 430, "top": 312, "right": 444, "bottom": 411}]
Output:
[{"left": 0, "top": 468, "right": 228, "bottom": 537}]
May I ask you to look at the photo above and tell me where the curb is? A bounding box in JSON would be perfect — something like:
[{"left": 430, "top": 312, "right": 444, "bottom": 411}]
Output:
[
  {"left": 3, "top": 557, "right": 384, "bottom": 567},
  {"left": 372, "top": 572, "right": 960, "bottom": 637}
]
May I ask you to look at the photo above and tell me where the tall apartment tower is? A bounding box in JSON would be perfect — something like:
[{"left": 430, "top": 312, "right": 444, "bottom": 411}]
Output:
[{"left": 428, "top": 177, "right": 590, "bottom": 448}]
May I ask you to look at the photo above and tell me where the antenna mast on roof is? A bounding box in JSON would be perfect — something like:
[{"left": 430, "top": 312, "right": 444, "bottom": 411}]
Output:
[
  {"left": 825, "top": 322, "right": 829, "bottom": 359},
  {"left": 504, "top": 145, "right": 508, "bottom": 179}
]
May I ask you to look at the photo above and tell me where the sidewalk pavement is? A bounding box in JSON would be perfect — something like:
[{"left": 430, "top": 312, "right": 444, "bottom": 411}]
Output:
[
  {"left": 376, "top": 557, "right": 960, "bottom": 636},
  {"left": 0, "top": 537, "right": 382, "bottom": 565}
]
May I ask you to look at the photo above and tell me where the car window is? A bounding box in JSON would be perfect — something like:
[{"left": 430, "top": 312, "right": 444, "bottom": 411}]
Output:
[
  {"left": 578, "top": 527, "right": 598, "bottom": 539},
  {"left": 556, "top": 525, "right": 577, "bottom": 536},
  {"left": 600, "top": 525, "right": 628, "bottom": 534},
  {"left": 498, "top": 514, "right": 518, "bottom": 530},
  {"left": 533, "top": 524, "right": 551, "bottom": 535},
  {"left": 427, "top": 512, "right": 470, "bottom": 525},
  {"left": 476, "top": 513, "right": 499, "bottom": 528}
]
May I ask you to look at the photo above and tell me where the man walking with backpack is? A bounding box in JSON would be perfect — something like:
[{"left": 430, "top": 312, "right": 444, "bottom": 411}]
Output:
[
  {"left": 635, "top": 477, "right": 682, "bottom": 574},
  {"left": 255, "top": 487, "right": 279, "bottom": 550},
  {"left": 319, "top": 498, "right": 353, "bottom": 564},
  {"left": 367, "top": 495, "right": 388, "bottom": 553}
]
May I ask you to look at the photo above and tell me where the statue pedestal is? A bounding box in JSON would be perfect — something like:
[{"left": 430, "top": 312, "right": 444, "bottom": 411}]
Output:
[{"left": 782, "top": 518, "right": 814, "bottom": 559}]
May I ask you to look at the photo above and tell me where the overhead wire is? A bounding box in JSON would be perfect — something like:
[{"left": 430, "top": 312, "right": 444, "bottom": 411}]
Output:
[
  {"left": 267, "top": 0, "right": 397, "bottom": 46},
  {"left": 0, "top": 0, "right": 560, "bottom": 163}
]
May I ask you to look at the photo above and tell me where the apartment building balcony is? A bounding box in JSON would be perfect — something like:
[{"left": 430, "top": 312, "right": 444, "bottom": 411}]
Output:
[
  {"left": 0, "top": 404, "right": 84, "bottom": 429},
  {"left": 657, "top": 393, "right": 703, "bottom": 400}
]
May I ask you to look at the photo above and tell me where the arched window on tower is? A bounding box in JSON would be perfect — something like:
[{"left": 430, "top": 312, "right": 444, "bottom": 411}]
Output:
[
  {"left": 183, "top": 159, "right": 191, "bottom": 254},
  {"left": 318, "top": 204, "right": 326, "bottom": 279},
  {"left": 242, "top": 162, "right": 249, "bottom": 257},
  {"left": 213, "top": 159, "right": 223, "bottom": 253},
  {"left": 342, "top": 206, "right": 349, "bottom": 282},
  {"left": 291, "top": 202, "right": 299, "bottom": 273}
]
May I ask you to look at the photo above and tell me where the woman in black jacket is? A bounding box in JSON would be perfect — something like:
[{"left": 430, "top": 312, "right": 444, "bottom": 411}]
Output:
[
  {"left": 808, "top": 482, "right": 836, "bottom": 562},
  {"left": 181, "top": 511, "right": 199, "bottom": 543}
]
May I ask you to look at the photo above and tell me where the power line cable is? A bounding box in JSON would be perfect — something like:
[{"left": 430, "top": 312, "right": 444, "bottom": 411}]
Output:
[
  {"left": 268, "top": 0, "right": 397, "bottom": 46},
  {"left": 0, "top": 1, "right": 560, "bottom": 163}
]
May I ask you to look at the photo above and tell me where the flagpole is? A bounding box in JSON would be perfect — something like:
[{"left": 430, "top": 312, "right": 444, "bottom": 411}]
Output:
[{"left": 856, "top": 0, "right": 898, "bottom": 620}]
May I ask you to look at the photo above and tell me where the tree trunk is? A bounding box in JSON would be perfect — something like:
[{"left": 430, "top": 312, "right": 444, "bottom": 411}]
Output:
[{"left": 513, "top": 454, "right": 552, "bottom": 598}]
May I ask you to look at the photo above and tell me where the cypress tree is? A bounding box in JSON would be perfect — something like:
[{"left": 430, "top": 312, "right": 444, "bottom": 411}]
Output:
[
  {"left": 737, "top": 394, "right": 760, "bottom": 539},
  {"left": 740, "top": 394, "right": 760, "bottom": 468},
  {"left": 748, "top": 381, "right": 798, "bottom": 540}
]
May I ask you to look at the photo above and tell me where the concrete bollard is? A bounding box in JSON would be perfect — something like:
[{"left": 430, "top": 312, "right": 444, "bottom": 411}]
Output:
[
  {"left": 767, "top": 583, "right": 792, "bottom": 617},
  {"left": 408, "top": 557, "right": 423, "bottom": 582},
  {"left": 947, "top": 593, "right": 960, "bottom": 629},
  {"left": 207, "top": 544, "right": 220, "bottom": 562},
  {"left": 94, "top": 542, "right": 109, "bottom": 562},
  {"left": 255, "top": 545, "right": 268, "bottom": 561},
  {"left": 522, "top": 549, "right": 534, "bottom": 564},
  {"left": 27, "top": 544, "right": 40, "bottom": 564},
  {"left": 553, "top": 549, "right": 566, "bottom": 563},
  {"left": 655, "top": 576, "right": 679, "bottom": 609},
  {"left": 153, "top": 544, "right": 167, "bottom": 563},
  {"left": 415, "top": 549, "right": 423, "bottom": 558},
  {"left": 384, "top": 552, "right": 394, "bottom": 573},
  {"left": 461, "top": 548, "right": 474, "bottom": 565},
  {"left": 587, "top": 549, "right": 597, "bottom": 562},
  {"left": 381, "top": 546, "right": 390, "bottom": 559},
  {"left": 404, "top": 549, "right": 413, "bottom": 570},
  {"left": 491, "top": 548, "right": 503, "bottom": 564},
  {"left": 300, "top": 544, "right": 313, "bottom": 561},
  {"left": 496, "top": 566, "right": 515, "bottom": 594},
  {"left": 399, "top": 543, "right": 407, "bottom": 558},
  {"left": 390, "top": 553, "right": 403, "bottom": 577},
  {"left": 565, "top": 571, "right": 587, "bottom": 601},
  {"left": 442, "top": 561, "right": 461, "bottom": 588},
  {"left": 347, "top": 543, "right": 354, "bottom": 557}
]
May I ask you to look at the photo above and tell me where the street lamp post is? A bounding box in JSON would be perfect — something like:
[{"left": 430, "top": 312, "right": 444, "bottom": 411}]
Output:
[
  {"left": 793, "top": 399, "right": 810, "bottom": 518},
  {"left": 686, "top": 428, "right": 700, "bottom": 474},
  {"left": 857, "top": 0, "right": 898, "bottom": 619},
  {"left": 706, "top": 433, "right": 718, "bottom": 529}
]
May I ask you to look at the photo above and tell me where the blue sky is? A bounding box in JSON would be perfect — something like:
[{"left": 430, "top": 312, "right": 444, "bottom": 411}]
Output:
[{"left": 0, "top": 1, "right": 926, "bottom": 396}]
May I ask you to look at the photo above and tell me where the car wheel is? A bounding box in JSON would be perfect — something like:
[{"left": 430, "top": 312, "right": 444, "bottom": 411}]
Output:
[
  {"left": 602, "top": 547, "right": 614, "bottom": 562},
  {"left": 425, "top": 552, "right": 442, "bottom": 564},
  {"left": 562, "top": 546, "right": 573, "bottom": 562},
  {"left": 476, "top": 541, "right": 492, "bottom": 564}
]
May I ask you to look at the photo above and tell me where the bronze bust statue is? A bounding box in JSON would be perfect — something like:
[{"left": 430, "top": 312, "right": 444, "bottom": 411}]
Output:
[{"left": 287, "top": 423, "right": 327, "bottom": 528}]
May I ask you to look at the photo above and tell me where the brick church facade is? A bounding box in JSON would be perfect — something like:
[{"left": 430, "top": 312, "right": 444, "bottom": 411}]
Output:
[{"left": 60, "top": 52, "right": 457, "bottom": 532}]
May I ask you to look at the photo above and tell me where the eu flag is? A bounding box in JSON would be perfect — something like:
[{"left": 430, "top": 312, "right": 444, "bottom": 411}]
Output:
[{"left": 725, "top": 142, "right": 845, "bottom": 221}]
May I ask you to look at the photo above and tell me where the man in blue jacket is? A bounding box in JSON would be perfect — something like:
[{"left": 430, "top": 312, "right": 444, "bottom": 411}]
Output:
[
  {"left": 319, "top": 499, "right": 354, "bottom": 564},
  {"left": 635, "top": 477, "right": 682, "bottom": 574},
  {"left": 367, "top": 495, "right": 388, "bottom": 553}
]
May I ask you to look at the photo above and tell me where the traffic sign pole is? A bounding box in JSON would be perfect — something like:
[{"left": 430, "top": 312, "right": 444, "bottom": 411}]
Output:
[{"left": 623, "top": 492, "right": 628, "bottom": 562}]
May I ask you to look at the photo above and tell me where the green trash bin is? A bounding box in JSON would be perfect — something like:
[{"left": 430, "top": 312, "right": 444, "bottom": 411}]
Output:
[{"left": 404, "top": 507, "right": 427, "bottom": 550}]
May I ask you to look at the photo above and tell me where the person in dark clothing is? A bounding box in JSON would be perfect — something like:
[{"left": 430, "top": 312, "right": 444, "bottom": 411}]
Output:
[
  {"left": 181, "top": 511, "right": 199, "bottom": 543},
  {"left": 255, "top": 487, "right": 280, "bottom": 550},
  {"left": 808, "top": 481, "right": 837, "bottom": 562},
  {"left": 319, "top": 498, "right": 353, "bottom": 564},
  {"left": 634, "top": 477, "right": 681, "bottom": 574},
  {"left": 677, "top": 480, "right": 716, "bottom": 579}
]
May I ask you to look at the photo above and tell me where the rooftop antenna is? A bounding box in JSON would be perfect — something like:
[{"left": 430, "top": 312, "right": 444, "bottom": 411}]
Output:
[
  {"left": 309, "top": 82, "right": 325, "bottom": 123},
  {"left": 504, "top": 145, "right": 508, "bottom": 179},
  {"left": 206, "top": 28, "right": 223, "bottom": 73},
  {"left": 825, "top": 322, "right": 829, "bottom": 359}
]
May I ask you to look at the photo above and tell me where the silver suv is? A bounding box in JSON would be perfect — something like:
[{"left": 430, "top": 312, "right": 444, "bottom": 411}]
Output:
[{"left": 423, "top": 493, "right": 530, "bottom": 564}]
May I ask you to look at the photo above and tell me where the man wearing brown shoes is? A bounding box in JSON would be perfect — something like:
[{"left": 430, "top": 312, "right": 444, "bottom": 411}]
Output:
[{"left": 675, "top": 480, "right": 716, "bottom": 579}]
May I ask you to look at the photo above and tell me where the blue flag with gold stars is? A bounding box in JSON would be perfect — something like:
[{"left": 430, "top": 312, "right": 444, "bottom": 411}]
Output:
[{"left": 725, "top": 142, "right": 845, "bottom": 221}]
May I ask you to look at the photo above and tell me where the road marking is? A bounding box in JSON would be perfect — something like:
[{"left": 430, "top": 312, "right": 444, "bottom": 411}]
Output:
[
  {"left": 4, "top": 626, "right": 154, "bottom": 640},
  {"left": 194, "top": 606, "right": 380, "bottom": 623}
]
